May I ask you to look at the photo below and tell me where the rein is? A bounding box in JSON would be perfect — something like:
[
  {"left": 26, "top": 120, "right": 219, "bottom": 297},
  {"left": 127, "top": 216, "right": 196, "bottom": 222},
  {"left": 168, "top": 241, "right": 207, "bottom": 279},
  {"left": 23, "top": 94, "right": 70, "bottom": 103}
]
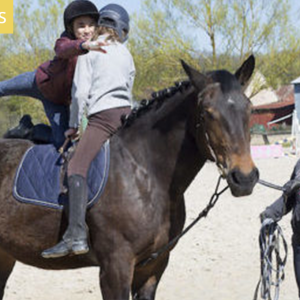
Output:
[{"left": 137, "top": 175, "right": 229, "bottom": 268}]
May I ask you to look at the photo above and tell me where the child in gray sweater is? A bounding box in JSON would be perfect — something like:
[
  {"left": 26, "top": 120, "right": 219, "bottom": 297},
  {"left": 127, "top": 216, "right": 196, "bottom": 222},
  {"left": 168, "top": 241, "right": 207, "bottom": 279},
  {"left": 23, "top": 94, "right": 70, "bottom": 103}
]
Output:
[{"left": 42, "top": 4, "right": 135, "bottom": 259}]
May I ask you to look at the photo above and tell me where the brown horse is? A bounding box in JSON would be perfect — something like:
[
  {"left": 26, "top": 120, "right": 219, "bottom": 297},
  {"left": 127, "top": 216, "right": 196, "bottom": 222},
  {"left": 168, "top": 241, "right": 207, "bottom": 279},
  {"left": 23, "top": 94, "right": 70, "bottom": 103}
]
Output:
[{"left": 0, "top": 56, "right": 258, "bottom": 300}]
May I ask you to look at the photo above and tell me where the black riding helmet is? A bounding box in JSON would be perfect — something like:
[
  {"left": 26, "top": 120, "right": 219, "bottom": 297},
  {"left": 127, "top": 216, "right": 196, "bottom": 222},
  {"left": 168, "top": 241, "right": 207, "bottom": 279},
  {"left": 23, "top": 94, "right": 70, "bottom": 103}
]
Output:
[
  {"left": 64, "top": 0, "right": 99, "bottom": 32},
  {"left": 98, "top": 4, "right": 130, "bottom": 42}
]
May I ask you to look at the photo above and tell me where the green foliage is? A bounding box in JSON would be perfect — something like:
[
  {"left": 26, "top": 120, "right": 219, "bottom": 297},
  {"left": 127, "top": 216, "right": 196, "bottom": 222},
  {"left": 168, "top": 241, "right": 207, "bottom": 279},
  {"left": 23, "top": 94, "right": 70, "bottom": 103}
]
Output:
[
  {"left": 222, "top": 0, "right": 290, "bottom": 57},
  {"left": 129, "top": 0, "right": 300, "bottom": 98},
  {"left": 128, "top": 0, "right": 199, "bottom": 99},
  {"left": 258, "top": 27, "right": 300, "bottom": 87}
]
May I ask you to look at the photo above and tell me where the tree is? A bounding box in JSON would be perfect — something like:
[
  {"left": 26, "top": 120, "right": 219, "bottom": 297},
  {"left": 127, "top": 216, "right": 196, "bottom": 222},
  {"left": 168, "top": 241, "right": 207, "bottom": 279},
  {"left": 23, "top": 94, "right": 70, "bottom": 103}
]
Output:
[
  {"left": 130, "top": 0, "right": 300, "bottom": 96},
  {"left": 128, "top": 0, "right": 199, "bottom": 99},
  {"left": 258, "top": 18, "right": 300, "bottom": 88}
]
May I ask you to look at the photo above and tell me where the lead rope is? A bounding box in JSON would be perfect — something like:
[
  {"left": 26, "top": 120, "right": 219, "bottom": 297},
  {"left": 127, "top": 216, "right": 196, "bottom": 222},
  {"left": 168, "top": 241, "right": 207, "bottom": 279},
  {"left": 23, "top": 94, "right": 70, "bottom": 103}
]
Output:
[
  {"left": 254, "top": 178, "right": 288, "bottom": 300},
  {"left": 258, "top": 179, "right": 285, "bottom": 192},
  {"left": 137, "top": 175, "right": 229, "bottom": 268},
  {"left": 254, "top": 218, "right": 288, "bottom": 300}
]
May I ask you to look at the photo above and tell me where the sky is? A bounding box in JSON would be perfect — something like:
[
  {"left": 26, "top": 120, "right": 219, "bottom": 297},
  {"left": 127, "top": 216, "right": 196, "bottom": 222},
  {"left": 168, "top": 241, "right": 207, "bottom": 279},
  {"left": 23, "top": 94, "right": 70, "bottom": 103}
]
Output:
[
  {"left": 23, "top": 0, "right": 142, "bottom": 15},
  {"left": 23, "top": 0, "right": 300, "bottom": 16},
  {"left": 18, "top": 0, "right": 300, "bottom": 27},
  {"left": 94, "top": 0, "right": 141, "bottom": 14},
  {"left": 14, "top": 0, "right": 300, "bottom": 23},
  {"left": 290, "top": 0, "right": 300, "bottom": 23}
]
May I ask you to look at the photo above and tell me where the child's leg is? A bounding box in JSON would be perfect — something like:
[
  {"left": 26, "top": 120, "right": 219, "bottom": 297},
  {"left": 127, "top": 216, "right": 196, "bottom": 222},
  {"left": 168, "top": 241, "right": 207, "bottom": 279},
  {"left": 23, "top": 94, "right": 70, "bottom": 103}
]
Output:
[
  {"left": 41, "top": 107, "right": 131, "bottom": 258},
  {"left": 0, "top": 71, "right": 40, "bottom": 98},
  {"left": 0, "top": 71, "right": 69, "bottom": 148},
  {"left": 40, "top": 100, "right": 70, "bottom": 149},
  {"left": 68, "top": 106, "right": 131, "bottom": 177}
]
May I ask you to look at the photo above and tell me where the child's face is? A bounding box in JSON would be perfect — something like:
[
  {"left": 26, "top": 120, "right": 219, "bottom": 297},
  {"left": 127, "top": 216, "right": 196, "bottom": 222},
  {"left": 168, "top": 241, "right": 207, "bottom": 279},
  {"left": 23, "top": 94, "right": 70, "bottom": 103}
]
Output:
[{"left": 73, "top": 16, "right": 96, "bottom": 41}]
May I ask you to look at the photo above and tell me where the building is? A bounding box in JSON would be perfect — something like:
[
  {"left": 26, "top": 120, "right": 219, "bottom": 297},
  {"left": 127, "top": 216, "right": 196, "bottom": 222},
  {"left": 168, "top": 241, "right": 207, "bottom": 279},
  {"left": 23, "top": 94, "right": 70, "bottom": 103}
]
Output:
[
  {"left": 250, "top": 85, "right": 294, "bottom": 129},
  {"left": 245, "top": 70, "right": 295, "bottom": 130}
]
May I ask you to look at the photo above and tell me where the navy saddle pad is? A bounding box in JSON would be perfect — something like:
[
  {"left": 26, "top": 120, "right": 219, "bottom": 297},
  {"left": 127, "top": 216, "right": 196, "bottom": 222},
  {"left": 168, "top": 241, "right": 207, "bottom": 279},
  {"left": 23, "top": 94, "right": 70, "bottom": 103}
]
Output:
[{"left": 13, "top": 142, "right": 110, "bottom": 209}]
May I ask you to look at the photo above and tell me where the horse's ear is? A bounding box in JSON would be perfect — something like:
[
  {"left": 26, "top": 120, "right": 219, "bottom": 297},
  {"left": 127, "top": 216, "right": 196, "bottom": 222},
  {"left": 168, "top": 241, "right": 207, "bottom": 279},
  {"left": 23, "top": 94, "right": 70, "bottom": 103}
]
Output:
[
  {"left": 234, "top": 55, "right": 255, "bottom": 90},
  {"left": 181, "top": 60, "right": 207, "bottom": 92}
]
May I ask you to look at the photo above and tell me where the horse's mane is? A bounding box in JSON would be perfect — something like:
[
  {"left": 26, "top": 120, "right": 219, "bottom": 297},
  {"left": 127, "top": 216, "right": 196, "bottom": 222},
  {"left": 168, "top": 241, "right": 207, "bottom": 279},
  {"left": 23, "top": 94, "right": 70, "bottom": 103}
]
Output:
[
  {"left": 122, "top": 81, "right": 191, "bottom": 127},
  {"left": 122, "top": 69, "right": 240, "bottom": 128}
]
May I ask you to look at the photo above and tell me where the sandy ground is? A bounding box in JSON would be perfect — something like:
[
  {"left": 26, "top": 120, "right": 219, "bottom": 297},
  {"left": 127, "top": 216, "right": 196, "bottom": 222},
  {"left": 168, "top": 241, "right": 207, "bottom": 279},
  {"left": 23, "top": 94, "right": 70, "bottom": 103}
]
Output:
[{"left": 4, "top": 155, "right": 300, "bottom": 300}]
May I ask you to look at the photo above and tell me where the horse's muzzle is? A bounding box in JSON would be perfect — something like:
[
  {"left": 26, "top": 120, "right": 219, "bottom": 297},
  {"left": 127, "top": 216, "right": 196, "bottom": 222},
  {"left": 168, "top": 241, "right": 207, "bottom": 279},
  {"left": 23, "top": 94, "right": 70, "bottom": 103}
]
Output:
[{"left": 226, "top": 167, "right": 259, "bottom": 197}]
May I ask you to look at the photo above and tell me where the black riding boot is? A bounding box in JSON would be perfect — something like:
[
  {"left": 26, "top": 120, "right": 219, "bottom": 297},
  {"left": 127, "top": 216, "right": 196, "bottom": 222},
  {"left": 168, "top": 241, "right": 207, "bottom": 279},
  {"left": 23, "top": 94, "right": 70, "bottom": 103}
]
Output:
[
  {"left": 41, "top": 174, "right": 89, "bottom": 258},
  {"left": 3, "top": 114, "right": 33, "bottom": 139}
]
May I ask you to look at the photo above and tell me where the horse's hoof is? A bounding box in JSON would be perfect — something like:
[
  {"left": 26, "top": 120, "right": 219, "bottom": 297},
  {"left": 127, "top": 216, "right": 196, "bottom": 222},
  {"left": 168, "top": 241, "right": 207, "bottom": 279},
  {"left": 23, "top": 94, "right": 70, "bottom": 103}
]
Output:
[{"left": 41, "top": 240, "right": 71, "bottom": 259}]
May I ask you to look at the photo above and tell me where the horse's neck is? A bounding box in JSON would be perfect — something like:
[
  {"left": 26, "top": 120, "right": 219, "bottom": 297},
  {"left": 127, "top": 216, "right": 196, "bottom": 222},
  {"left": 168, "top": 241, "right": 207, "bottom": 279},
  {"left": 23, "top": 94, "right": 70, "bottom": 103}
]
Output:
[
  {"left": 169, "top": 132, "right": 206, "bottom": 196},
  {"left": 117, "top": 89, "right": 207, "bottom": 197}
]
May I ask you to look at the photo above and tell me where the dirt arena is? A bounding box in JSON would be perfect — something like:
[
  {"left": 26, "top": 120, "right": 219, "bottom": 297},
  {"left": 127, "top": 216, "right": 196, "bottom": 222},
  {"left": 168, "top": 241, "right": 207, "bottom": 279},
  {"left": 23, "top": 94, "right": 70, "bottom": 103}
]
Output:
[{"left": 4, "top": 155, "right": 299, "bottom": 299}]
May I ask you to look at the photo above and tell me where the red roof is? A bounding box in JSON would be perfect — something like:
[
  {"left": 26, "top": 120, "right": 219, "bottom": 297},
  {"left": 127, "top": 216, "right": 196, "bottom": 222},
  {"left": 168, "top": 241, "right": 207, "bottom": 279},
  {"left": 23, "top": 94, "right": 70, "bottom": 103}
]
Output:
[{"left": 253, "top": 99, "right": 294, "bottom": 110}]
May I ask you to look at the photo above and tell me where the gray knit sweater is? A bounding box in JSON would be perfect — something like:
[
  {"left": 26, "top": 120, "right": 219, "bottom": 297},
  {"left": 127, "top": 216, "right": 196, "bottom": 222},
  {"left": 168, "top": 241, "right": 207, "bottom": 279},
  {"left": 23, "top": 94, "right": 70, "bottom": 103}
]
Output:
[{"left": 69, "top": 34, "right": 135, "bottom": 128}]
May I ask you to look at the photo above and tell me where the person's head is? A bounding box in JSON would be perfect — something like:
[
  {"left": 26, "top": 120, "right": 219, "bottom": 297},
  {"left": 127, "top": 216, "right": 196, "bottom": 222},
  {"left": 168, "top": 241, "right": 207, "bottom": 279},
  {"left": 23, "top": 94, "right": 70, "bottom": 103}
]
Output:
[
  {"left": 64, "top": 0, "right": 99, "bottom": 40},
  {"left": 95, "top": 4, "right": 130, "bottom": 43}
]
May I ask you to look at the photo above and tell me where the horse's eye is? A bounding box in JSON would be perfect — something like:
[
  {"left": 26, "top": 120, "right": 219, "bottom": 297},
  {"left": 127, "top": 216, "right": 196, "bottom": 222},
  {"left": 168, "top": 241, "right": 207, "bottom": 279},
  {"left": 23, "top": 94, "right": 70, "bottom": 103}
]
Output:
[{"left": 204, "top": 108, "right": 216, "bottom": 120}]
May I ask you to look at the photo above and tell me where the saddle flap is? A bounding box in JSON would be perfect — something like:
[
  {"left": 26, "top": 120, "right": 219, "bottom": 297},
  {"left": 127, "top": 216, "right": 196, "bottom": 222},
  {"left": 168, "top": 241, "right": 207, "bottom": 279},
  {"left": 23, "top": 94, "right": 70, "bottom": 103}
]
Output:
[{"left": 13, "top": 142, "right": 110, "bottom": 209}]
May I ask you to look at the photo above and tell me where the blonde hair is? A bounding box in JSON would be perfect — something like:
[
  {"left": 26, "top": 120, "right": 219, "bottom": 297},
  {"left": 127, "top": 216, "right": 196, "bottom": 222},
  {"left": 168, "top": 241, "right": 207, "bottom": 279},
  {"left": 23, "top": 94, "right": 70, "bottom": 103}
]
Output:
[{"left": 92, "top": 26, "right": 124, "bottom": 43}]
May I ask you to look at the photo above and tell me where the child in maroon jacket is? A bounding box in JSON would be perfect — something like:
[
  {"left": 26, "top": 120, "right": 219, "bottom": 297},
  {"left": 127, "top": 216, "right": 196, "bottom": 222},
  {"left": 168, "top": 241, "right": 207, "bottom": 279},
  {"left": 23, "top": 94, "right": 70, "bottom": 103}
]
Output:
[{"left": 1, "top": 0, "right": 106, "bottom": 148}]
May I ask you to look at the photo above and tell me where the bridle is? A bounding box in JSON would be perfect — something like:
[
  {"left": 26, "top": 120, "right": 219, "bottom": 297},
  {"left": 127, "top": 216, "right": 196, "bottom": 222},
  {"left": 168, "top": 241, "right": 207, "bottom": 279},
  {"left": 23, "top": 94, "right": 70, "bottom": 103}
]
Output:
[{"left": 195, "top": 83, "right": 227, "bottom": 178}]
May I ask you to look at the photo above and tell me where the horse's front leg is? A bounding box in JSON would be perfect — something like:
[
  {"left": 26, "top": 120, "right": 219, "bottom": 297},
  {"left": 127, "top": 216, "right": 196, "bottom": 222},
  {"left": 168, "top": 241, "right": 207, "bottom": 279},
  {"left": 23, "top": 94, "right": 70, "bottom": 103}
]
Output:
[
  {"left": 132, "top": 254, "right": 170, "bottom": 300},
  {"left": 99, "top": 251, "right": 135, "bottom": 300},
  {"left": 0, "top": 248, "right": 16, "bottom": 300}
]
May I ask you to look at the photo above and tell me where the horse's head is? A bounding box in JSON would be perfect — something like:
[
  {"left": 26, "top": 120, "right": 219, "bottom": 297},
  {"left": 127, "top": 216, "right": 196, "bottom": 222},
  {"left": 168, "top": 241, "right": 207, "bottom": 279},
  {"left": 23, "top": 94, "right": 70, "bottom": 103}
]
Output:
[{"left": 182, "top": 55, "right": 258, "bottom": 197}]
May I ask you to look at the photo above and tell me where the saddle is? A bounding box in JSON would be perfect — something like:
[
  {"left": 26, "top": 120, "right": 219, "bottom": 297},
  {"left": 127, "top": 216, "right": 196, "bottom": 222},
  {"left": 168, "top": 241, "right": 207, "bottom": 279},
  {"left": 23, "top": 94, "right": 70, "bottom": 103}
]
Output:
[{"left": 13, "top": 141, "right": 110, "bottom": 209}]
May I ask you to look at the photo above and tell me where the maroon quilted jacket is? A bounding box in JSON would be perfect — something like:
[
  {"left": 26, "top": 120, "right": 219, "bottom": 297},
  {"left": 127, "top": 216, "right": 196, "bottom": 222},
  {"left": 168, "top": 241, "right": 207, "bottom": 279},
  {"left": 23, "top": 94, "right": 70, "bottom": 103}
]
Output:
[{"left": 35, "top": 31, "right": 87, "bottom": 105}]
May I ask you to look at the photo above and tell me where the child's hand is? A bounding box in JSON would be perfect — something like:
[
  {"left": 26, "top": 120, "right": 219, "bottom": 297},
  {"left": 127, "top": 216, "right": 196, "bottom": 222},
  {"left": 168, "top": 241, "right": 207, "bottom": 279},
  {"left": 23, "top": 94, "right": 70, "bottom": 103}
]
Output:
[
  {"left": 82, "top": 41, "right": 108, "bottom": 53},
  {"left": 65, "top": 128, "right": 79, "bottom": 139}
]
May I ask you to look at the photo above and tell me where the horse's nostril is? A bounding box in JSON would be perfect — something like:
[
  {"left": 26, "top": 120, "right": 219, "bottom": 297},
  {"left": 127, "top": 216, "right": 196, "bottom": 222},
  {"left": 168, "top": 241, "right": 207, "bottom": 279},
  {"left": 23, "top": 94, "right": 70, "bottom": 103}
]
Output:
[
  {"left": 248, "top": 167, "right": 259, "bottom": 183},
  {"left": 231, "top": 170, "right": 239, "bottom": 184},
  {"left": 227, "top": 167, "right": 259, "bottom": 197},
  {"left": 230, "top": 170, "right": 246, "bottom": 185},
  {"left": 229, "top": 167, "right": 259, "bottom": 185}
]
